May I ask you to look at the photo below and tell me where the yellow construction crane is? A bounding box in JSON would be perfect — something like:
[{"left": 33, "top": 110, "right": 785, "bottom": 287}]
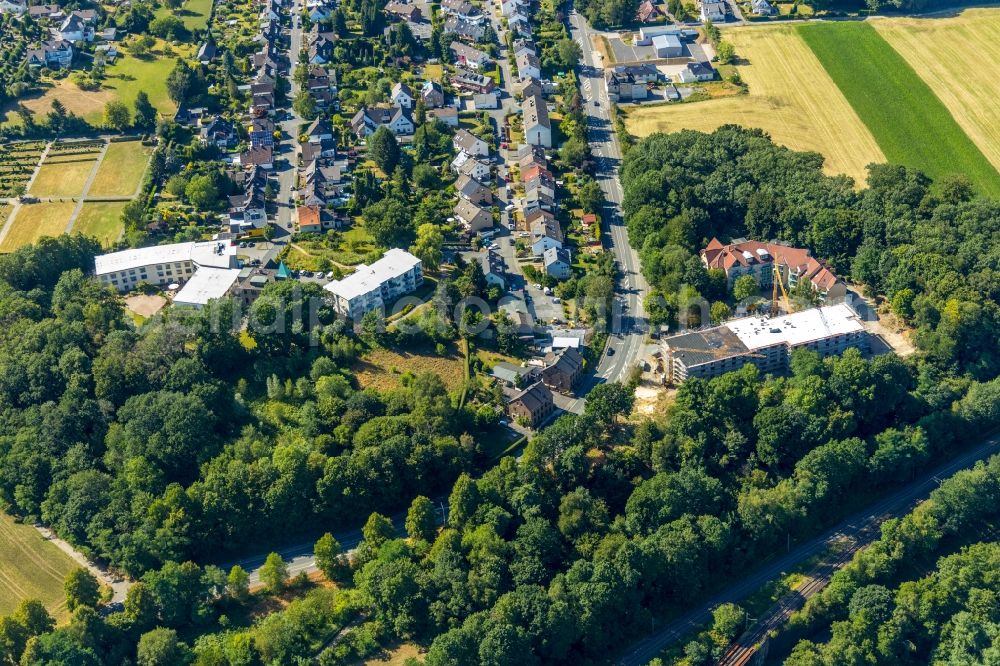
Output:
[{"left": 771, "top": 265, "right": 791, "bottom": 315}]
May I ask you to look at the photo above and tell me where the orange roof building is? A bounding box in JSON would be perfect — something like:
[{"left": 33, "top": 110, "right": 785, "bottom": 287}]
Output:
[{"left": 701, "top": 238, "right": 846, "bottom": 300}]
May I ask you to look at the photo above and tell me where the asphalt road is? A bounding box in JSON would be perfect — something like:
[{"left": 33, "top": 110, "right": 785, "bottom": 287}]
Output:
[
  {"left": 565, "top": 9, "right": 652, "bottom": 413},
  {"left": 616, "top": 434, "right": 1000, "bottom": 666}
]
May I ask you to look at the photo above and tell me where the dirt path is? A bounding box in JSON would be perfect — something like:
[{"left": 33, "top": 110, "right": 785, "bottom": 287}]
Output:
[
  {"left": 65, "top": 139, "right": 109, "bottom": 232},
  {"left": 33, "top": 525, "right": 131, "bottom": 603}
]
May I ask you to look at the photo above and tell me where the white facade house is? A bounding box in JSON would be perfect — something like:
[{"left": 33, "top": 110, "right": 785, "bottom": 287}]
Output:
[
  {"left": 453, "top": 129, "right": 489, "bottom": 157},
  {"left": 390, "top": 82, "right": 415, "bottom": 109},
  {"left": 95, "top": 241, "right": 239, "bottom": 292},
  {"left": 324, "top": 248, "right": 423, "bottom": 319},
  {"left": 522, "top": 95, "right": 551, "bottom": 148}
]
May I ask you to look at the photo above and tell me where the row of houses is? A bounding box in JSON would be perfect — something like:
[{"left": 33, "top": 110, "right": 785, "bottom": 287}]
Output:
[
  {"left": 498, "top": 346, "right": 585, "bottom": 426},
  {"left": 451, "top": 128, "right": 495, "bottom": 235},
  {"left": 512, "top": 145, "right": 569, "bottom": 280},
  {"left": 296, "top": 117, "right": 351, "bottom": 233}
]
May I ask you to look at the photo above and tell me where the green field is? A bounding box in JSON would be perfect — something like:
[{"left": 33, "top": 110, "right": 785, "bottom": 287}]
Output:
[
  {"left": 88, "top": 141, "right": 152, "bottom": 198},
  {"left": 159, "top": 0, "right": 213, "bottom": 32},
  {"left": 0, "top": 513, "right": 76, "bottom": 620},
  {"left": 100, "top": 50, "right": 181, "bottom": 122},
  {"left": 74, "top": 202, "right": 126, "bottom": 247},
  {"left": 797, "top": 22, "right": 1000, "bottom": 196}
]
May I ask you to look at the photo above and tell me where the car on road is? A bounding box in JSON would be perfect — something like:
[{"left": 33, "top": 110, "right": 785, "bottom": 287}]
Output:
[
  {"left": 552, "top": 297, "right": 561, "bottom": 304},
  {"left": 238, "top": 242, "right": 246, "bottom": 248},
  {"left": 606, "top": 348, "right": 615, "bottom": 356}
]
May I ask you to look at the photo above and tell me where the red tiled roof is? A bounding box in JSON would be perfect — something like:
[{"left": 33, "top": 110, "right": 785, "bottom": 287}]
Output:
[{"left": 701, "top": 237, "right": 841, "bottom": 292}]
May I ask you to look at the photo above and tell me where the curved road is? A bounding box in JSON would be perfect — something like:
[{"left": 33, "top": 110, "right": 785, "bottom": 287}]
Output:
[{"left": 617, "top": 434, "right": 1000, "bottom": 666}]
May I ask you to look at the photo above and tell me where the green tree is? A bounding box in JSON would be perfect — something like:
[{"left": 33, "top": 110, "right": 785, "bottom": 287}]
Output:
[
  {"left": 369, "top": 126, "right": 400, "bottom": 174},
  {"left": 584, "top": 382, "right": 635, "bottom": 426},
  {"left": 732, "top": 274, "right": 759, "bottom": 303},
  {"left": 405, "top": 495, "right": 438, "bottom": 542},
  {"left": 712, "top": 603, "right": 745, "bottom": 643},
  {"left": 166, "top": 59, "right": 196, "bottom": 106},
  {"left": 104, "top": 100, "right": 131, "bottom": 131},
  {"left": 716, "top": 41, "right": 735, "bottom": 65},
  {"left": 184, "top": 174, "right": 220, "bottom": 211},
  {"left": 64, "top": 568, "right": 100, "bottom": 612},
  {"left": 710, "top": 301, "right": 731, "bottom": 324},
  {"left": 133, "top": 91, "right": 158, "bottom": 130},
  {"left": 448, "top": 473, "right": 480, "bottom": 529},
  {"left": 226, "top": 565, "right": 250, "bottom": 602},
  {"left": 555, "top": 38, "right": 583, "bottom": 68},
  {"left": 363, "top": 198, "right": 414, "bottom": 248},
  {"left": 259, "top": 553, "right": 288, "bottom": 594},
  {"left": 137, "top": 627, "right": 191, "bottom": 666},
  {"left": 356, "top": 512, "right": 396, "bottom": 564},
  {"left": 410, "top": 223, "right": 444, "bottom": 271},
  {"left": 577, "top": 176, "right": 604, "bottom": 213},
  {"left": 314, "top": 533, "right": 350, "bottom": 583},
  {"left": 292, "top": 91, "right": 317, "bottom": 119}
]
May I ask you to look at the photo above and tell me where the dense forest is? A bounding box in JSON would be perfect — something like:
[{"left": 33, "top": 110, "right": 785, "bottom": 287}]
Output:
[
  {"left": 621, "top": 126, "right": 1000, "bottom": 378},
  {"left": 784, "top": 453, "right": 1000, "bottom": 664}
]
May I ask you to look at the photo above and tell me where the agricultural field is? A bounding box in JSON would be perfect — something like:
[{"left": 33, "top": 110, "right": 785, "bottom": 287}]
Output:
[
  {"left": 798, "top": 22, "right": 1000, "bottom": 196},
  {"left": 871, "top": 9, "right": 1000, "bottom": 175},
  {"left": 622, "top": 25, "right": 884, "bottom": 183},
  {"left": 88, "top": 141, "right": 152, "bottom": 198},
  {"left": 73, "top": 202, "right": 127, "bottom": 247},
  {"left": 29, "top": 141, "right": 104, "bottom": 198},
  {"left": 0, "top": 512, "right": 76, "bottom": 620},
  {"left": 0, "top": 140, "right": 46, "bottom": 197},
  {"left": 0, "top": 201, "right": 75, "bottom": 253}
]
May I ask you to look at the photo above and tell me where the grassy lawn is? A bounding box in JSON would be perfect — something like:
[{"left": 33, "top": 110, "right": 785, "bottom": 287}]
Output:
[
  {"left": 73, "top": 202, "right": 126, "bottom": 247},
  {"left": 872, "top": 9, "right": 1000, "bottom": 175},
  {"left": 623, "top": 24, "right": 884, "bottom": 183},
  {"left": 798, "top": 22, "right": 1000, "bottom": 196},
  {"left": 352, "top": 343, "right": 466, "bottom": 392},
  {"left": 88, "top": 141, "right": 152, "bottom": 197},
  {"left": 157, "top": 0, "right": 213, "bottom": 32},
  {"left": 29, "top": 153, "right": 100, "bottom": 198},
  {"left": 0, "top": 202, "right": 75, "bottom": 252},
  {"left": 100, "top": 48, "right": 184, "bottom": 123},
  {"left": 0, "top": 512, "right": 76, "bottom": 620},
  {"left": 0, "top": 205, "right": 9, "bottom": 226}
]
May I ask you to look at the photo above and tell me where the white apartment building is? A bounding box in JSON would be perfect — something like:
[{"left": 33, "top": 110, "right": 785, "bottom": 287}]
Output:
[
  {"left": 324, "top": 248, "right": 423, "bottom": 319},
  {"left": 94, "top": 241, "right": 238, "bottom": 292}
]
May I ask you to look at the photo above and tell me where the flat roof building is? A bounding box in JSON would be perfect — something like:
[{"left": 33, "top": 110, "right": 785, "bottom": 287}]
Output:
[
  {"left": 173, "top": 267, "right": 243, "bottom": 308},
  {"left": 324, "top": 248, "right": 423, "bottom": 319},
  {"left": 663, "top": 303, "right": 869, "bottom": 383},
  {"left": 94, "top": 241, "right": 238, "bottom": 292}
]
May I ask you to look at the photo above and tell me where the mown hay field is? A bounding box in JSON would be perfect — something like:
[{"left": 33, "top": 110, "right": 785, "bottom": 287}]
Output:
[
  {"left": 88, "top": 141, "right": 152, "bottom": 198},
  {"left": 29, "top": 151, "right": 101, "bottom": 198},
  {"left": 798, "top": 21, "right": 1000, "bottom": 196},
  {"left": 0, "top": 202, "right": 75, "bottom": 252},
  {"left": 871, "top": 9, "right": 1000, "bottom": 177},
  {"left": 0, "top": 512, "right": 76, "bottom": 620},
  {"left": 623, "top": 24, "right": 885, "bottom": 184}
]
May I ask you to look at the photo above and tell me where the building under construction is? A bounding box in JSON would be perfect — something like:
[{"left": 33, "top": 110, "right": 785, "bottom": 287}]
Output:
[{"left": 659, "top": 303, "right": 870, "bottom": 384}]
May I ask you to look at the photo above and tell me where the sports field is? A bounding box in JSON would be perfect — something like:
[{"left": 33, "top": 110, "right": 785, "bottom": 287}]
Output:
[
  {"left": 74, "top": 202, "right": 126, "bottom": 247},
  {"left": 0, "top": 202, "right": 75, "bottom": 252},
  {"left": 0, "top": 512, "right": 75, "bottom": 619},
  {"left": 622, "top": 25, "right": 884, "bottom": 183},
  {"left": 798, "top": 22, "right": 1000, "bottom": 196},
  {"left": 872, "top": 9, "right": 1000, "bottom": 175},
  {"left": 29, "top": 152, "right": 101, "bottom": 198},
  {"left": 88, "top": 141, "right": 152, "bottom": 198}
]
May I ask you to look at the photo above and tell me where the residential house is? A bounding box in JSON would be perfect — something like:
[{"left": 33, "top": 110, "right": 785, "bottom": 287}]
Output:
[
  {"left": 528, "top": 210, "right": 563, "bottom": 255},
  {"left": 385, "top": 1, "right": 422, "bottom": 22},
  {"left": 241, "top": 145, "right": 274, "bottom": 169},
  {"left": 26, "top": 40, "right": 73, "bottom": 68},
  {"left": 350, "top": 106, "right": 415, "bottom": 137},
  {"left": 522, "top": 94, "right": 551, "bottom": 148},
  {"left": 305, "top": 117, "right": 334, "bottom": 142},
  {"left": 515, "top": 51, "right": 541, "bottom": 80},
  {"left": 197, "top": 41, "right": 217, "bottom": 64},
  {"left": 751, "top": 0, "right": 777, "bottom": 14},
  {"left": 451, "top": 152, "right": 491, "bottom": 181},
  {"left": 500, "top": 0, "right": 525, "bottom": 16},
  {"left": 636, "top": 0, "right": 664, "bottom": 22},
  {"left": 228, "top": 184, "right": 268, "bottom": 234},
  {"left": 232, "top": 268, "right": 275, "bottom": 307},
  {"left": 606, "top": 65, "right": 661, "bottom": 102},
  {"left": 678, "top": 60, "right": 716, "bottom": 82},
  {"left": 445, "top": 15, "right": 485, "bottom": 42},
  {"left": 301, "top": 138, "right": 337, "bottom": 167},
  {"left": 430, "top": 107, "right": 459, "bottom": 126},
  {"left": 0, "top": 0, "right": 26, "bottom": 15},
  {"left": 700, "top": 0, "right": 726, "bottom": 22},
  {"left": 514, "top": 77, "right": 542, "bottom": 99},
  {"left": 390, "top": 82, "right": 415, "bottom": 108},
  {"left": 308, "top": 67, "right": 337, "bottom": 108},
  {"left": 324, "top": 248, "right": 423, "bottom": 319},
  {"left": 27, "top": 4, "right": 62, "bottom": 20},
  {"left": 421, "top": 80, "right": 445, "bottom": 108},
  {"left": 478, "top": 249, "right": 506, "bottom": 289},
  {"left": 506, "top": 381, "right": 555, "bottom": 427},
  {"left": 58, "top": 12, "right": 95, "bottom": 42},
  {"left": 453, "top": 128, "right": 489, "bottom": 157},
  {"left": 296, "top": 205, "right": 337, "bottom": 233},
  {"left": 507, "top": 13, "right": 531, "bottom": 36},
  {"left": 700, "top": 237, "right": 847, "bottom": 302},
  {"left": 451, "top": 68, "right": 494, "bottom": 93},
  {"left": 441, "top": 0, "right": 481, "bottom": 20},
  {"left": 541, "top": 347, "right": 583, "bottom": 392},
  {"left": 523, "top": 186, "right": 555, "bottom": 214},
  {"left": 513, "top": 38, "right": 536, "bottom": 58},
  {"left": 453, "top": 199, "right": 493, "bottom": 233},
  {"left": 450, "top": 41, "right": 491, "bottom": 70},
  {"left": 455, "top": 174, "right": 493, "bottom": 205},
  {"left": 199, "top": 116, "right": 238, "bottom": 148},
  {"left": 491, "top": 362, "right": 535, "bottom": 387},
  {"left": 543, "top": 247, "right": 572, "bottom": 280}
]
